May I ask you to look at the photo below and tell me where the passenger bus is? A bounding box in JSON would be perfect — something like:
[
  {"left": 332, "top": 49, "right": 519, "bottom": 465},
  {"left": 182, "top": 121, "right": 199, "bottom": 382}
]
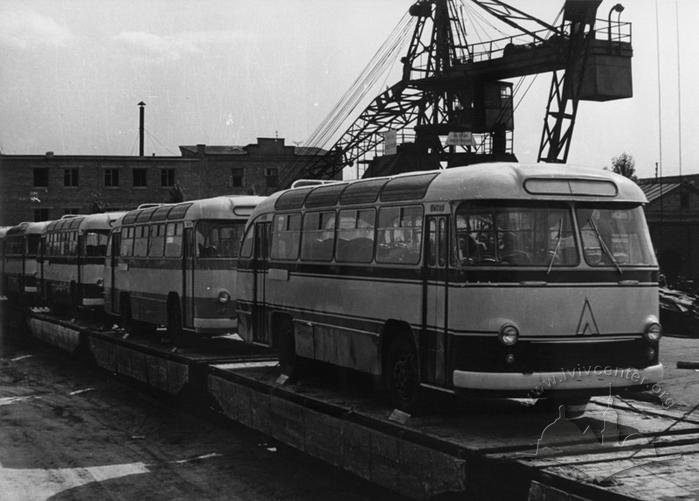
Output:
[
  {"left": 43, "top": 212, "right": 125, "bottom": 310},
  {"left": 236, "top": 163, "right": 663, "bottom": 410},
  {"left": 105, "top": 196, "right": 265, "bottom": 343},
  {"left": 3, "top": 221, "right": 51, "bottom": 304}
]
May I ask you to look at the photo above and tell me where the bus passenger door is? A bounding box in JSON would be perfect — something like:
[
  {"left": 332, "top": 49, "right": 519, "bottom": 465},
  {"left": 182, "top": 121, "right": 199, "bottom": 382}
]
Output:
[
  {"left": 252, "top": 222, "right": 271, "bottom": 344},
  {"left": 422, "top": 216, "right": 449, "bottom": 386}
]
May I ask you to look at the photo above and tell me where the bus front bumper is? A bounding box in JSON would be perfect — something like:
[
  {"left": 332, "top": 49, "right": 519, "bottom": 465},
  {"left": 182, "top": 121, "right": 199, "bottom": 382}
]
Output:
[{"left": 452, "top": 364, "right": 664, "bottom": 393}]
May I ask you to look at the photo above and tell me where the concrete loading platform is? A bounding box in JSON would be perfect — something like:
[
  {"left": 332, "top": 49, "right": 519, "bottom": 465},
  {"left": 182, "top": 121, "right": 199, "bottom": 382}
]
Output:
[{"left": 20, "top": 308, "right": 699, "bottom": 500}]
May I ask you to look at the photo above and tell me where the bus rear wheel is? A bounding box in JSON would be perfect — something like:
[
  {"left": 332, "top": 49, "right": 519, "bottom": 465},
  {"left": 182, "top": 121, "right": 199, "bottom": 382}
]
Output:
[{"left": 385, "top": 335, "right": 421, "bottom": 413}]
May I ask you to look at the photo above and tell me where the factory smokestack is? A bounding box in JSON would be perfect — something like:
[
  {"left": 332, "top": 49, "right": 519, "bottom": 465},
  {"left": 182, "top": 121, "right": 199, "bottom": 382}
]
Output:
[{"left": 138, "top": 101, "right": 146, "bottom": 157}]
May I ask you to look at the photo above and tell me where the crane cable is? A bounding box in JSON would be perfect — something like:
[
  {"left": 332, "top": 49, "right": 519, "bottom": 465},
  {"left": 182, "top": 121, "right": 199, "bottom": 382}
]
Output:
[
  {"left": 284, "top": 11, "right": 414, "bottom": 179},
  {"left": 308, "top": 12, "right": 414, "bottom": 149}
]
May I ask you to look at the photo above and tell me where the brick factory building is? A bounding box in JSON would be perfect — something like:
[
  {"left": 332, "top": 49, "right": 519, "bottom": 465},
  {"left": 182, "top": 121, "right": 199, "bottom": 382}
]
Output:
[{"left": 0, "top": 138, "right": 325, "bottom": 226}]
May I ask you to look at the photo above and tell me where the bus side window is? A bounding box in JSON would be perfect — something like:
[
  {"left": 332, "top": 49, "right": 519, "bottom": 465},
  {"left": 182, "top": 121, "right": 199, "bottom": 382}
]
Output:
[
  {"left": 164, "top": 222, "right": 183, "bottom": 257},
  {"left": 376, "top": 206, "right": 423, "bottom": 265},
  {"left": 271, "top": 213, "right": 301, "bottom": 260},
  {"left": 336, "top": 208, "right": 375, "bottom": 263},
  {"left": 149, "top": 224, "right": 165, "bottom": 257},
  {"left": 301, "top": 211, "right": 335, "bottom": 261},
  {"left": 120, "top": 226, "right": 134, "bottom": 257},
  {"left": 133, "top": 225, "right": 149, "bottom": 257}
]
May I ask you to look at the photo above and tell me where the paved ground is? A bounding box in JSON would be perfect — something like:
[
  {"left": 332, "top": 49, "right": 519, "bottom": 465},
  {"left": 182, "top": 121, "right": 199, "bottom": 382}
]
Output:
[
  {"left": 1, "top": 304, "right": 698, "bottom": 501},
  {"left": 0, "top": 310, "right": 403, "bottom": 501},
  {"left": 655, "top": 334, "right": 699, "bottom": 410}
]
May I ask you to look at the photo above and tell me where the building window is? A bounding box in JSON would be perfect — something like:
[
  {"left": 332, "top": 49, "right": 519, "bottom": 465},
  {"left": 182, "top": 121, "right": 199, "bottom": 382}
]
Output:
[
  {"left": 63, "top": 168, "right": 79, "bottom": 187},
  {"left": 34, "top": 168, "right": 49, "bottom": 187},
  {"left": 231, "top": 168, "right": 244, "bottom": 188},
  {"left": 34, "top": 208, "right": 49, "bottom": 221},
  {"left": 63, "top": 208, "right": 80, "bottom": 215},
  {"left": 265, "top": 167, "right": 278, "bottom": 188},
  {"left": 161, "top": 168, "right": 175, "bottom": 187},
  {"left": 105, "top": 168, "right": 119, "bottom": 187},
  {"left": 133, "top": 168, "right": 147, "bottom": 187}
]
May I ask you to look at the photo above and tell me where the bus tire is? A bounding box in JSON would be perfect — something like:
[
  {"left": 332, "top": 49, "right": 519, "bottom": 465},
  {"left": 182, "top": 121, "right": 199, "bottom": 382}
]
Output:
[
  {"left": 385, "top": 335, "right": 421, "bottom": 413},
  {"left": 278, "top": 318, "right": 298, "bottom": 378},
  {"left": 167, "top": 299, "right": 185, "bottom": 347}
]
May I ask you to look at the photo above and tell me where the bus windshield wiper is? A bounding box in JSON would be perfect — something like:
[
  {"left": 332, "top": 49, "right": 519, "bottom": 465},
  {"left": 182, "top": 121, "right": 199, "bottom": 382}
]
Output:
[
  {"left": 588, "top": 217, "right": 622, "bottom": 275},
  {"left": 547, "top": 218, "right": 563, "bottom": 275}
]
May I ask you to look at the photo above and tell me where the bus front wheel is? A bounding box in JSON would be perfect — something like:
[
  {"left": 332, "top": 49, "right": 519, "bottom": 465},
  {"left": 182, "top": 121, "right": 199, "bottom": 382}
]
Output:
[{"left": 385, "top": 335, "right": 421, "bottom": 413}]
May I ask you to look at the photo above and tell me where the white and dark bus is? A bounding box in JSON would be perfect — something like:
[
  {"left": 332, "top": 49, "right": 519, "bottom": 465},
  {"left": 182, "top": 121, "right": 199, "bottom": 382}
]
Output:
[
  {"left": 43, "top": 212, "right": 125, "bottom": 310},
  {"left": 236, "top": 163, "right": 663, "bottom": 410},
  {"left": 3, "top": 221, "right": 51, "bottom": 304},
  {"left": 105, "top": 196, "right": 265, "bottom": 343}
]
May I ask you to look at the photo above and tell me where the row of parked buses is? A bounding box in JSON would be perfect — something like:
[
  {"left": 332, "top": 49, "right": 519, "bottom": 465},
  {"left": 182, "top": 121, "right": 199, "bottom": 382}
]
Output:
[{"left": 0, "top": 163, "right": 664, "bottom": 410}]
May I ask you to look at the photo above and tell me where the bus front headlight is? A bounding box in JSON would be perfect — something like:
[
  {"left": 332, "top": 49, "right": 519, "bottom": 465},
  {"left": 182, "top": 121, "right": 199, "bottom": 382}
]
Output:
[
  {"left": 498, "top": 323, "right": 519, "bottom": 346},
  {"left": 644, "top": 321, "right": 662, "bottom": 342}
]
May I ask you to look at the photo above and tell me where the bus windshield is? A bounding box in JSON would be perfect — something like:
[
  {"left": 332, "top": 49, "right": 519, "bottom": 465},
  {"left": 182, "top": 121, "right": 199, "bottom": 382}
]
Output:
[
  {"left": 455, "top": 202, "right": 578, "bottom": 267},
  {"left": 576, "top": 204, "right": 656, "bottom": 267},
  {"left": 195, "top": 220, "right": 245, "bottom": 258}
]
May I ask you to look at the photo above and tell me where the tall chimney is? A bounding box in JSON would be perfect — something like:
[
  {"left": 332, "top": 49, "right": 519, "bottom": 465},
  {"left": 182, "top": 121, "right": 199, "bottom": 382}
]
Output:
[{"left": 138, "top": 101, "right": 146, "bottom": 156}]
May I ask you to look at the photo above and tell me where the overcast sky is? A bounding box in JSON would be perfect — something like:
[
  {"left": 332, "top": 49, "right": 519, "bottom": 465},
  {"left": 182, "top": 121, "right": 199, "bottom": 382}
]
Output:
[{"left": 0, "top": 0, "right": 697, "bottom": 179}]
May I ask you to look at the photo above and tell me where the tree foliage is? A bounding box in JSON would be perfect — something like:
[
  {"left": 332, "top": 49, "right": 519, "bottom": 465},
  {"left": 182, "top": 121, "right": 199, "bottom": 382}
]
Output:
[{"left": 611, "top": 152, "right": 637, "bottom": 182}]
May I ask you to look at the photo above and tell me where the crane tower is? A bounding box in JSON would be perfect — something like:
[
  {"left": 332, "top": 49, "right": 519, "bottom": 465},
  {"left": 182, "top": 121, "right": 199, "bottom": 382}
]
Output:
[{"left": 283, "top": 0, "right": 632, "bottom": 187}]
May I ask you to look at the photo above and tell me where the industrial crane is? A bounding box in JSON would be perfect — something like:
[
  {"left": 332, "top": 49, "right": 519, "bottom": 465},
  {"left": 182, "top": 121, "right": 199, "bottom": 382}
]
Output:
[{"left": 281, "top": 0, "right": 632, "bottom": 188}]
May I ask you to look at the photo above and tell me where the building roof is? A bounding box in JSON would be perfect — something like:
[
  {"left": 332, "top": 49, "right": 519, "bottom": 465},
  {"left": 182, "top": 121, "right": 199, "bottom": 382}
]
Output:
[
  {"left": 179, "top": 145, "right": 248, "bottom": 156},
  {"left": 639, "top": 182, "right": 681, "bottom": 203}
]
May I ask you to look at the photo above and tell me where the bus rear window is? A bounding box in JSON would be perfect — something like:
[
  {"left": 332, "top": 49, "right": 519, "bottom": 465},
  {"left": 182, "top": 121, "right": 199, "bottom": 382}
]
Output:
[
  {"left": 196, "top": 221, "right": 245, "bottom": 258},
  {"left": 84, "top": 231, "right": 109, "bottom": 257}
]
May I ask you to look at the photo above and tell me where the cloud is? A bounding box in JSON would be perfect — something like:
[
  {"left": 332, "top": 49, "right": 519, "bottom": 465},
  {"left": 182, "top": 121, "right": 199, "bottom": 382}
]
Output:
[
  {"left": 0, "top": 8, "right": 76, "bottom": 49},
  {"left": 114, "top": 31, "right": 198, "bottom": 61},
  {"left": 113, "top": 30, "right": 254, "bottom": 62}
]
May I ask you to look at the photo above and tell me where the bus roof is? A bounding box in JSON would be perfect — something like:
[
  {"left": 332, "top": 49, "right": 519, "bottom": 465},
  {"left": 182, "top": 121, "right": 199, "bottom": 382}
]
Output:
[
  {"left": 7, "top": 221, "right": 52, "bottom": 236},
  {"left": 80, "top": 211, "right": 127, "bottom": 231},
  {"left": 256, "top": 163, "right": 646, "bottom": 214},
  {"left": 116, "top": 195, "right": 266, "bottom": 226}
]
